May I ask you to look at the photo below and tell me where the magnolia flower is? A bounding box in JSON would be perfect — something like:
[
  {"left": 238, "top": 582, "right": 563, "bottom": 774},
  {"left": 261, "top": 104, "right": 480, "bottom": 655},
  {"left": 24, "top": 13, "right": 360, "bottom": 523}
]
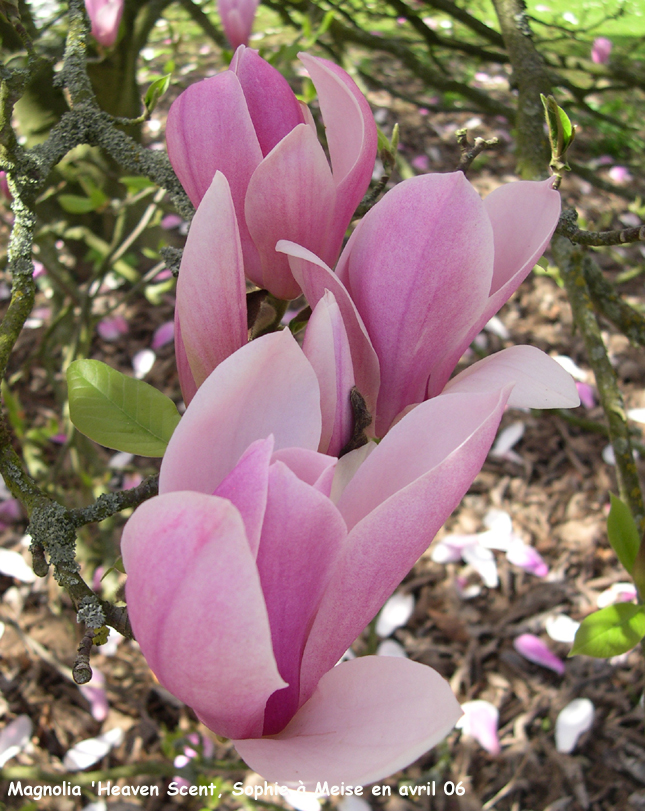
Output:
[
  {"left": 122, "top": 316, "right": 574, "bottom": 787},
  {"left": 217, "top": 0, "right": 259, "bottom": 49},
  {"left": 84, "top": 0, "right": 124, "bottom": 47},
  {"left": 175, "top": 170, "right": 577, "bottom": 422},
  {"left": 279, "top": 171, "right": 567, "bottom": 433},
  {"left": 591, "top": 37, "right": 612, "bottom": 64},
  {"left": 167, "top": 47, "right": 376, "bottom": 301}
]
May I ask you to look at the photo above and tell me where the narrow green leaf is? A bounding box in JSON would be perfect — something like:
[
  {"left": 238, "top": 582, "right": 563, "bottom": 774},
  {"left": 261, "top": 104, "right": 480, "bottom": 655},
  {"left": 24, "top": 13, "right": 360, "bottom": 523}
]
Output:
[
  {"left": 570, "top": 603, "right": 645, "bottom": 658},
  {"left": 58, "top": 194, "right": 102, "bottom": 214},
  {"left": 607, "top": 492, "right": 640, "bottom": 573},
  {"left": 120, "top": 175, "right": 156, "bottom": 194},
  {"left": 144, "top": 74, "right": 171, "bottom": 115},
  {"left": 67, "top": 360, "right": 180, "bottom": 456}
]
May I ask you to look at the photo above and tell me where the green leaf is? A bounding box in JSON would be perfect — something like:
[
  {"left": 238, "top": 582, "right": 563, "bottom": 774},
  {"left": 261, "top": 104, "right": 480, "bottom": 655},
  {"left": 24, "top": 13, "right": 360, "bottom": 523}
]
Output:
[
  {"left": 58, "top": 194, "right": 102, "bottom": 214},
  {"left": 570, "top": 603, "right": 645, "bottom": 658},
  {"left": 67, "top": 359, "right": 180, "bottom": 456},
  {"left": 144, "top": 74, "right": 172, "bottom": 116},
  {"left": 120, "top": 175, "right": 156, "bottom": 194},
  {"left": 607, "top": 492, "right": 640, "bottom": 573}
]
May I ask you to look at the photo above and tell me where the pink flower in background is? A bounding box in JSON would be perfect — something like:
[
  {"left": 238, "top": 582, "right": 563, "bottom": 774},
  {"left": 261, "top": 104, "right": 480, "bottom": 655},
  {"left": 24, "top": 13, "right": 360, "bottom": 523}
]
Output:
[
  {"left": 84, "top": 0, "right": 124, "bottom": 47},
  {"left": 279, "top": 172, "right": 573, "bottom": 434},
  {"left": 608, "top": 165, "right": 632, "bottom": 185},
  {"left": 97, "top": 315, "right": 128, "bottom": 342},
  {"left": 166, "top": 47, "right": 377, "bottom": 301},
  {"left": 591, "top": 37, "right": 612, "bottom": 64},
  {"left": 411, "top": 154, "right": 430, "bottom": 172},
  {"left": 151, "top": 321, "right": 175, "bottom": 350},
  {"left": 217, "top": 0, "right": 259, "bottom": 49},
  {"left": 0, "top": 171, "right": 11, "bottom": 201},
  {"left": 576, "top": 381, "right": 596, "bottom": 409}
]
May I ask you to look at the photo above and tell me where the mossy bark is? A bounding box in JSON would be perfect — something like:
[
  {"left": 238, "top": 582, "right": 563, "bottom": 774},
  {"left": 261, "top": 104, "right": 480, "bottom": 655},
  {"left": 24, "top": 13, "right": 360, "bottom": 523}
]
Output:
[{"left": 491, "top": 0, "right": 552, "bottom": 178}]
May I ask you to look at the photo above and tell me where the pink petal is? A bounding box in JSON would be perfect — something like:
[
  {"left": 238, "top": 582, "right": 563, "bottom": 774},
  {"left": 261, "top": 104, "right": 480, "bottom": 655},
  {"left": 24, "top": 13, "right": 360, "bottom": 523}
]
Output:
[
  {"left": 298, "top": 54, "right": 378, "bottom": 257},
  {"left": 161, "top": 214, "right": 183, "bottom": 230},
  {"left": 257, "top": 462, "right": 346, "bottom": 734},
  {"left": 513, "top": 633, "right": 565, "bottom": 675},
  {"left": 231, "top": 46, "right": 304, "bottom": 157},
  {"left": 481, "top": 178, "right": 561, "bottom": 321},
  {"left": 301, "top": 387, "right": 510, "bottom": 699},
  {"left": 271, "top": 447, "right": 337, "bottom": 496},
  {"left": 597, "top": 582, "right": 637, "bottom": 608},
  {"left": 279, "top": 240, "right": 380, "bottom": 421},
  {"left": 214, "top": 436, "right": 274, "bottom": 557},
  {"left": 245, "top": 124, "right": 336, "bottom": 299},
  {"left": 121, "top": 491, "right": 285, "bottom": 739},
  {"left": 234, "top": 656, "right": 461, "bottom": 789},
  {"left": 0, "top": 498, "right": 21, "bottom": 522},
  {"left": 85, "top": 0, "right": 124, "bottom": 47},
  {"left": 443, "top": 345, "right": 580, "bottom": 409},
  {"left": 97, "top": 315, "right": 128, "bottom": 341},
  {"left": 303, "top": 291, "right": 355, "bottom": 456},
  {"left": 591, "top": 37, "right": 612, "bottom": 64},
  {"left": 336, "top": 173, "right": 494, "bottom": 433},
  {"left": 217, "top": 0, "right": 259, "bottom": 49},
  {"left": 576, "top": 381, "right": 596, "bottom": 409},
  {"left": 506, "top": 540, "right": 549, "bottom": 577},
  {"left": 0, "top": 715, "right": 32, "bottom": 767},
  {"left": 160, "top": 330, "right": 321, "bottom": 495},
  {"left": 177, "top": 172, "right": 247, "bottom": 388},
  {"left": 174, "top": 311, "right": 198, "bottom": 405},
  {"left": 608, "top": 165, "right": 632, "bottom": 184},
  {"left": 151, "top": 321, "right": 175, "bottom": 350},
  {"left": 79, "top": 670, "right": 110, "bottom": 722},
  {"left": 166, "top": 71, "right": 263, "bottom": 282},
  {"left": 457, "top": 700, "right": 500, "bottom": 755}
]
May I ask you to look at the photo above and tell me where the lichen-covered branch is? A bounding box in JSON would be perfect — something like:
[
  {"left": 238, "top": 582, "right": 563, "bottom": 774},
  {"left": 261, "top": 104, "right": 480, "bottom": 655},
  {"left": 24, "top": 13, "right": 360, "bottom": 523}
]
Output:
[
  {"left": 581, "top": 261, "right": 645, "bottom": 349},
  {"left": 556, "top": 208, "right": 645, "bottom": 247},
  {"left": 68, "top": 474, "right": 159, "bottom": 527},
  {"left": 553, "top": 235, "right": 645, "bottom": 531},
  {"left": 491, "top": 0, "right": 551, "bottom": 178}
]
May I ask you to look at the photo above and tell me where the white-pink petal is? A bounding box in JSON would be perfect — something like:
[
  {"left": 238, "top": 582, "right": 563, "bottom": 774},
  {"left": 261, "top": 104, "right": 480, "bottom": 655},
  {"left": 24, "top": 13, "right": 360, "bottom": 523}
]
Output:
[
  {"left": 443, "top": 346, "right": 580, "bottom": 409},
  {"left": 456, "top": 700, "right": 501, "bottom": 755},
  {"left": 375, "top": 592, "right": 415, "bottom": 637},
  {"left": 160, "top": 330, "right": 321, "bottom": 496},
  {"left": 555, "top": 698, "right": 594, "bottom": 753},
  {"left": 233, "top": 656, "right": 461, "bottom": 789},
  {"left": 0, "top": 715, "right": 32, "bottom": 767}
]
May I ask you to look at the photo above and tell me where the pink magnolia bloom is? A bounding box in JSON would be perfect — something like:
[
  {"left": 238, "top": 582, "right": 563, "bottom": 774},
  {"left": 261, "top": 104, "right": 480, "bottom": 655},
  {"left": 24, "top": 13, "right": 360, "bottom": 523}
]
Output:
[
  {"left": 166, "top": 47, "right": 377, "bottom": 301},
  {"left": 174, "top": 170, "right": 578, "bottom": 418},
  {"left": 122, "top": 315, "right": 575, "bottom": 787},
  {"left": 591, "top": 37, "right": 612, "bottom": 64},
  {"left": 84, "top": 0, "right": 124, "bottom": 47},
  {"left": 279, "top": 172, "right": 571, "bottom": 434},
  {"left": 217, "top": 0, "right": 259, "bottom": 50}
]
